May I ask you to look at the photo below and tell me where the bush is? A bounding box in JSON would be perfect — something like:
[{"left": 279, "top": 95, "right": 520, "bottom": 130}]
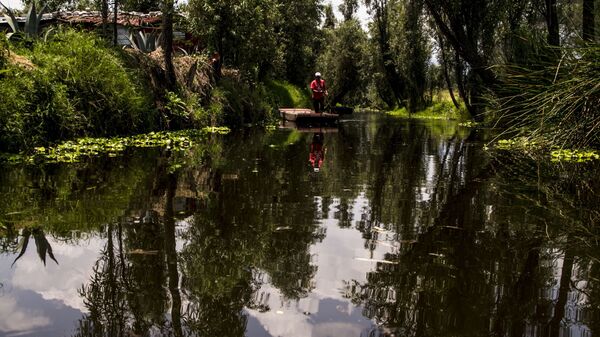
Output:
[
  {"left": 0, "top": 29, "right": 154, "bottom": 152},
  {"left": 30, "top": 29, "right": 153, "bottom": 135},
  {"left": 264, "top": 79, "right": 311, "bottom": 108},
  {"left": 0, "top": 33, "right": 7, "bottom": 69},
  {"left": 214, "top": 76, "right": 275, "bottom": 127}
]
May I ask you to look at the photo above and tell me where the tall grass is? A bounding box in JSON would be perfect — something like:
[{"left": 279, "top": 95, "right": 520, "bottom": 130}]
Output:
[
  {"left": 492, "top": 46, "right": 600, "bottom": 148},
  {"left": 0, "top": 29, "right": 154, "bottom": 152},
  {"left": 264, "top": 80, "right": 311, "bottom": 108}
]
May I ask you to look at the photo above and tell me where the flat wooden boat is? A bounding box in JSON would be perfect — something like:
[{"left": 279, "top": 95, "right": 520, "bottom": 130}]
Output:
[{"left": 279, "top": 108, "right": 339, "bottom": 124}]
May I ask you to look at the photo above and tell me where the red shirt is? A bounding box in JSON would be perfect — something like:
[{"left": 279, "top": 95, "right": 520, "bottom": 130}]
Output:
[{"left": 310, "top": 79, "right": 326, "bottom": 99}]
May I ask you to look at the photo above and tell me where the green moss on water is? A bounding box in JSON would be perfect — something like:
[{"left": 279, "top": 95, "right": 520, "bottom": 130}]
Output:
[
  {"left": 550, "top": 149, "right": 600, "bottom": 162},
  {"left": 0, "top": 127, "right": 230, "bottom": 164},
  {"left": 488, "top": 137, "right": 599, "bottom": 163},
  {"left": 458, "top": 121, "right": 480, "bottom": 127}
]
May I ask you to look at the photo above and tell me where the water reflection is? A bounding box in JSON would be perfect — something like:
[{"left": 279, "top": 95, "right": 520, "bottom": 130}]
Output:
[
  {"left": 0, "top": 114, "right": 599, "bottom": 337},
  {"left": 309, "top": 133, "right": 325, "bottom": 172}
]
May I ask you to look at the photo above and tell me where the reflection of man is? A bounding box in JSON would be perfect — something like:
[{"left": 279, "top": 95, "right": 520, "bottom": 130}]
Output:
[
  {"left": 310, "top": 72, "right": 328, "bottom": 114},
  {"left": 309, "top": 132, "right": 325, "bottom": 172}
]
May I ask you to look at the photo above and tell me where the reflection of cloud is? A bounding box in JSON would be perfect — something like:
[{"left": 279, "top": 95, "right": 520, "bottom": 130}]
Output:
[
  {"left": 0, "top": 295, "right": 50, "bottom": 333},
  {"left": 313, "top": 322, "right": 363, "bottom": 337},
  {"left": 11, "top": 237, "right": 104, "bottom": 311}
]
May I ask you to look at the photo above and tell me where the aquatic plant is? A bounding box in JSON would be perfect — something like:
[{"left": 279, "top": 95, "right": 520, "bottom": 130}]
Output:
[
  {"left": 458, "top": 121, "right": 480, "bottom": 128},
  {"left": 550, "top": 149, "right": 600, "bottom": 162},
  {"left": 488, "top": 137, "right": 599, "bottom": 163},
  {"left": 0, "top": 127, "right": 230, "bottom": 164},
  {"left": 0, "top": 29, "right": 154, "bottom": 152}
]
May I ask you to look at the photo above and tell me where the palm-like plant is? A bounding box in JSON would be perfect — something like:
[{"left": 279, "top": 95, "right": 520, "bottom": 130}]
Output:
[
  {"left": 128, "top": 30, "right": 161, "bottom": 53},
  {"left": 0, "top": 1, "right": 47, "bottom": 39}
]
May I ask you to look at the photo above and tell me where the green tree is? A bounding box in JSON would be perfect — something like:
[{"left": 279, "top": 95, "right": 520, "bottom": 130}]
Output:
[
  {"left": 365, "top": 0, "right": 407, "bottom": 107},
  {"left": 323, "top": 3, "right": 336, "bottom": 28},
  {"left": 339, "top": 0, "right": 358, "bottom": 21},
  {"left": 317, "top": 19, "right": 368, "bottom": 106},
  {"left": 273, "top": 0, "right": 323, "bottom": 84},
  {"left": 186, "top": 0, "right": 278, "bottom": 80}
]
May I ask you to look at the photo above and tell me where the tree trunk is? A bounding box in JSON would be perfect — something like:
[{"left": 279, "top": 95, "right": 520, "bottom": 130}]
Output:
[
  {"left": 444, "top": 61, "right": 460, "bottom": 110},
  {"left": 423, "top": 0, "right": 499, "bottom": 87},
  {"left": 454, "top": 53, "right": 475, "bottom": 117},
  {"left": 162, "top": 0, "right": 176, "bottom": 89},
  {"left": 439, "top": 36, "right": 460, "bottom": 109},
  {"left": 373, "top": 0, "right": 405, "bottom": 107},
  {"left": 101, "top": 0, "right": 108, "bottom": 38},
  {"left": 165, "top": 173, "right": 183, "bottom": 337},
  {"left": 583, "top": 0, "right": 595, "bottom": 41},
  {"left": 113, "top": 0, "right": 118, "bottom": 46},
  {"left": 545, "top": 0, "right": 560, "bottom": 46}
]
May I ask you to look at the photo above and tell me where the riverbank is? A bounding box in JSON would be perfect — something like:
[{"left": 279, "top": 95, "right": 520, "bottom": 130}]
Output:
[
  {"left": 386, "top": 91, "right": 469, "bottom": 121},
  {"left": 0, "top": 29, "right": 310, "bottom": 155}
]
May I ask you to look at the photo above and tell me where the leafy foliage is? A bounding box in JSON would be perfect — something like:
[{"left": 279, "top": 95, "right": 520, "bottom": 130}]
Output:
[
  {"left": 0, "top": 32, "right": 8, "bottom": 69},
  {"left": 0, "top": 29, "right": 153, "bottom": 152},
  {"left": 316, "top": 19, "right": 368, "bottom": 107}
]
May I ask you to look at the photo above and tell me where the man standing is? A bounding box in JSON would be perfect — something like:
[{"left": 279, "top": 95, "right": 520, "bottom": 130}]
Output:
[{"left": 310, "top": 72, "right": 328, "bottom": 114}]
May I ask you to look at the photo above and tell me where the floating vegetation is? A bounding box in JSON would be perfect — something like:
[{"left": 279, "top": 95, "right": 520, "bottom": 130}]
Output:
[
  {"left": 493, "top": 137, "right": 542, "bottom": 151},
  {"left": 550, "top": 149, "right": 600, "bottom": 162},
  {"left": 0, "top": 127, "right": 230, "bottom": 164},
  {"left": 487, "top": 137, "right": 599, "bottom": 163},
  {"left": 458, "top": 121, "right": 479, "bottom": 127}
]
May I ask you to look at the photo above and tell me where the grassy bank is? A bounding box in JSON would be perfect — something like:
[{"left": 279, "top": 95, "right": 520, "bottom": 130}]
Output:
[
  {"left": 1, "top": 30, "right": 155, "bottom": 153},
  {"left": 0, "top": 30, "right": 309, "bottom": 156},
  {"left": 387, "top": 91, "right": 469, "bottom": 121}
]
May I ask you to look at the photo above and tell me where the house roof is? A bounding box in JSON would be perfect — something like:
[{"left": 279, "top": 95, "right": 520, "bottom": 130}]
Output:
[
  {"left": 0, "top": 11, "right": 166, "bottom": 27},
  {"left": 0, "top": 12, "right": 57, "bottom": 24},
  {"left": 57, "top": 11, "right": 163, "bottom": 27}
]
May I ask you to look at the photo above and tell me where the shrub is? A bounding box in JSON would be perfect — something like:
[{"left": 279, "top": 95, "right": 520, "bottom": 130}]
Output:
[
  {"left": 0, "top": 33, "right": 7, "bottom": 69},
  {"left": 0, "top": 29, "right": 154, "bottom": 152},
  {"left": 30, "top": 29, "right": 153, "bottom": 135}
]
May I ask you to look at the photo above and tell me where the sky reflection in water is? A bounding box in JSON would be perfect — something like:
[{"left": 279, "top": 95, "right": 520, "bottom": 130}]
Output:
[{"left": 1, "top": 114, "right": 599, "bottom": 337}]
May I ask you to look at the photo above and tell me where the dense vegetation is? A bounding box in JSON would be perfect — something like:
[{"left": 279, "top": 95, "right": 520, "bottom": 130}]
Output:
[
  {"left": 1, "top": 0, "right": 600, "bottom": 152},
  {"left": 0, "top": 30, "right": 154, "bottom": 152}
]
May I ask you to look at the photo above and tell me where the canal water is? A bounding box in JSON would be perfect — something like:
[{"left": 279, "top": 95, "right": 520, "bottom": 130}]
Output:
[{"left": 1, "top": 113, "right": 599, "bottom": 337}]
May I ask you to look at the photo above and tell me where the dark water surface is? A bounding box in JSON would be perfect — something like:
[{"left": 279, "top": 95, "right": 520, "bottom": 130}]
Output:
[{"left": 1, "top": 113, "right": 600, "bottom": 337}]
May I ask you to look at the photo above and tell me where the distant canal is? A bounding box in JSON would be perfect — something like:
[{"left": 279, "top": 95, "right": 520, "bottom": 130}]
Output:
[{"left": 1, "top": 113, "right": 599, "bottom": 337}]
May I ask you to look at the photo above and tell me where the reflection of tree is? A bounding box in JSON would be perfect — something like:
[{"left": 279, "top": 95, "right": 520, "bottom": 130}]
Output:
[
  {"left": 75, "top": 224, "right": 129, "bottom": 337},
  {"left": 347, "top": 144, "right": 600, "bottom": 336},
  {"left": 11, "top": 227, "right": 59, "bottom": 266}
]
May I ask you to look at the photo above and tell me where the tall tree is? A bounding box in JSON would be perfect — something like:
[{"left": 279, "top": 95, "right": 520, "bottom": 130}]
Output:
[
  {"left": 317, "top": 19, "right": 368, "bottom": 105},
  {"left": 403, "top": 0, "right": 428, "bottom": 112},
  {"left": 113, "top": 0, "right": 118, "bottom": 46},
  {"left": 162, "top": 0, "right": 175, "bottom": 88},
  {"left": 365, "top": 0, "right": 406, "bottom": 107},
  {"left": 323, "top": 3, "right": 336, "bottom": 28},
  {"left": 339, "top": 0, "right": 359, "bottom": 21}
]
